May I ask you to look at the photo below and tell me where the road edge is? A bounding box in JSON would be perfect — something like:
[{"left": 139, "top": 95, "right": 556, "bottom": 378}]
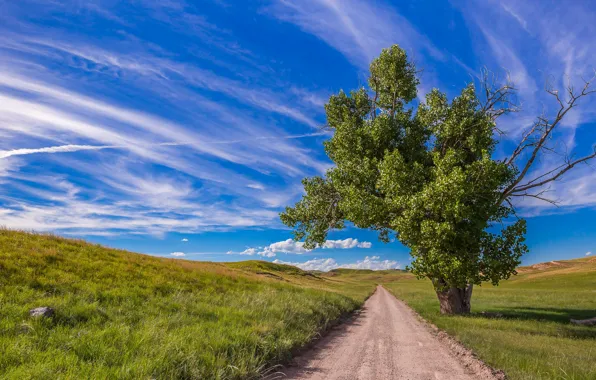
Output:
[
  {"left": 264, "top": 286, "right": 380, "bottom": 379},
  {"left": 381, "top": 285, "right": 508, "bottom": 380}
]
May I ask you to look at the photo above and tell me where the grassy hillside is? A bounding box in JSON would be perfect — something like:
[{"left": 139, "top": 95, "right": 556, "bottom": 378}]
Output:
[
  {"left": 3, "top": 229, "right": 594, "bottom": 379},
  {"left": 385, "top": 258, "right": 596, "bottom": 380},
  {"left": 0, "top": 230, "right": 397, "bottom": 379}
]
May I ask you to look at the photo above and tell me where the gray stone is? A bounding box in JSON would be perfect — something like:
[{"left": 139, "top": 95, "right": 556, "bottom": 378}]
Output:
[
  {"left": 570, "top": 317, "right": 596, "bottom": 326},
  {"left": 480, "top": 311, "right": 504, "bottom": 318},
  {"left": 29, "top": 307, "right": 55, "bottom": 318}
]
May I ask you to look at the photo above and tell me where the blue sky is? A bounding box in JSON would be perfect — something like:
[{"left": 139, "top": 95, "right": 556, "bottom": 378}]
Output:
[{"left": 0, "top": 0, "right": 594, "bottom": 270}]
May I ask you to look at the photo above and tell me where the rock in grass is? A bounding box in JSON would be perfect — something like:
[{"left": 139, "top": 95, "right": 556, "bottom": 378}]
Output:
[
  {"left": 29, "top": 307, "right": 55, "bottom": 318},
  {"left": 480, "top": 311, "right": 503, "bottom": 318},
  {"left": 570, "top": 317, "right": 596, "bottom": 326}
]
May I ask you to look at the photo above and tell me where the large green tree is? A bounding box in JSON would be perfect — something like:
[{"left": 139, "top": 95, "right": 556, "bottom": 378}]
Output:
[{"left": 281, "top": 45, "right": 596, "bottom": 314}]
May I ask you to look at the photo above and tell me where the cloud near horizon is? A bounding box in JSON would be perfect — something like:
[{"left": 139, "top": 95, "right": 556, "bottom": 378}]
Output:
[
  {"left": 274, "top": 256, "right": 400, "bottom": 272},
  {"left": 227, "top": 238, "right": 372, "bottom": 258}
]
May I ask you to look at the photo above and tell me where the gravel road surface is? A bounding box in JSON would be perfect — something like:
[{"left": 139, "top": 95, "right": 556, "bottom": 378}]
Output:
[{"left": 282, "top": 285, "right": 497, "bottom": 380}]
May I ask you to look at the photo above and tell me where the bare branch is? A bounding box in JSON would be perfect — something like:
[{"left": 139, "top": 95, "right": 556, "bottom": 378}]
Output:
[
  {"left": 501, "top": 72, "right": 596, "bottom": 203},
  {"left": 479, "top": 68, "right": 520, "bottom": 121},
  {"left": 510, "top": 192, "right": 560, "bottom": 206},
  {"left": 511, "top": 150, "right": 596, "bottom": 194},
  {"left": 509, "top": 185, "right": 560, "bottom": 206}
]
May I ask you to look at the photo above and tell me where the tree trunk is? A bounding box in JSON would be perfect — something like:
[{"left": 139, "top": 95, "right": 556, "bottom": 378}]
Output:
[{"left": 435, "top": 282, "right": 473, "bottom": 315}]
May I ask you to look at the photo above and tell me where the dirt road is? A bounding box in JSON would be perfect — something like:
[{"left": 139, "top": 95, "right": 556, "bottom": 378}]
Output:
[{"left": 282, "top": 286, "right": 497, "bottom": 380}]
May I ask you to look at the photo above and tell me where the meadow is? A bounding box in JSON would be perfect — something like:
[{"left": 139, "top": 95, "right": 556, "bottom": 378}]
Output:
[
  {"left": 2, "top": 229, "right": 595, "bottom": 380},
  {"left": 385, "top": 258, "right": 596, "bottom": 380},
  {"left": 0, "top": 230, "right": 401, "bottom": 379}
]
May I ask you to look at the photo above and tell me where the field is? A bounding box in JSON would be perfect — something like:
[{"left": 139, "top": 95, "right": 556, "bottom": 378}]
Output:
[
  {"left": 0, "top": 230, "right": 401, "bottom": 379},
  {"left": 2, "top": 229, "right": 595, "bottom": 380},
  {"left": 384, "top": 258, "right": 596, "bottom": 380}
]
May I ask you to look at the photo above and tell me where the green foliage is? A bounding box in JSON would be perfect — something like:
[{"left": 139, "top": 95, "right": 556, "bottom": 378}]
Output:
[
  {"left": 0, "top": 230, "right": 391, "bottom": 379},
  {"left": 384, "top": 258, "right": 596, "bottom": 379},
  {"left": 281, "top": 45, "right": 528, "bottom": 290}
]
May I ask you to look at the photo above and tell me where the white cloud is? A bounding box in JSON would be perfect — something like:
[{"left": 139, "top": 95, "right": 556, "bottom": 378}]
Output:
[
  {"left": 265, "top": 239, "right": 310, "bottom": 254},
  {"left": 341, "top": 256, "right": 400, "bottom": 270},
  {"left": 587, "top": 252, "right": 592, "bottom": 256},
  {"left": 227, "top": 246, "right": 276, "bottom": 257},
  {"left": 181, "top": 238, "right": 188, "bottom": 242},
  {"left": 259, "top": 250, "right": 277, "bottom": 258},
  {"left": 232, "top": 238, "right": 373, "bottom": 257},
  {"left": 322, "top": 238, "right": 372, "bottom": 249},
  {"left": 228, "top": 239, "right": 307, "bottom": 257},
  {"left": 274, "top": 258, "right": 339, "bottom": 272},
  {"left": 247, "top": 183, "right": 265, "bottom": 190},
  {"left": 0, "top": 144, "right": 119, "bottom": 159},
  {"left": 239, "top": 247, "right": 258, "bottom": 255},
  {"left": 274, "top": 256, "right": 400, "bottom": 272},
  {"left": 170, "top": 251, "right": 185, "bottom": 257}
]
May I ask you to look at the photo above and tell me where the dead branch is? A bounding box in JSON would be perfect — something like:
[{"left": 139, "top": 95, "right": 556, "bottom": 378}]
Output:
[
  {"left": 511, "top": 151, "right": 596, "bottom": 194},
  {"left": 500, "top": 72, "right": 596, "bottom": 203},
  {"left": 480, "top": 68, "right": 520, "bottom": 121}
]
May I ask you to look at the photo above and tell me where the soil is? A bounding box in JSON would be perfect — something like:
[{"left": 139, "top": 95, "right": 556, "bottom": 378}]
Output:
[{"left": 280, "top": 286, "right": 504, "bottom": 380}]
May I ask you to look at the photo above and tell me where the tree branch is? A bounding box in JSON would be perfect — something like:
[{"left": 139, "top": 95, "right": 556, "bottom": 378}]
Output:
[
  {"left": 501, "top": 73, "right": 596, "bottom": 203},
  {"left": 480, "top": 68, "right": 520, "bottom": 122},
  {"left": 511, "top": 150, "right": 596, "bottom": 194}
]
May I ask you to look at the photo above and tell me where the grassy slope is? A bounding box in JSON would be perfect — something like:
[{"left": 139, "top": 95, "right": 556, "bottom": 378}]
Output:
[
  {"left": 384, "top": 258, "right": 596, "bottom": 380},
  {"left": 0, "top": 231, "right": 398, "bottom": 379}
]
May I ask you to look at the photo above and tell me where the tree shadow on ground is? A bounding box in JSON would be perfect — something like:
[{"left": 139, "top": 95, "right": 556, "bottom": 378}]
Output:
[{"left": 470, "top": 307, "right": 596, "bottom": 340}]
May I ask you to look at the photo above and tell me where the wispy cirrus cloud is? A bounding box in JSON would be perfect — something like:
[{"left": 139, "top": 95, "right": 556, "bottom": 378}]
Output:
[
  {"left": 0, "top": 2, "right": 336, "bottom": 236},
  {"left": 0, "top": 0, "right": 594, "bottom": 244},
  {"left": 267, "top": 0, "right": 444, "bottom": 69}
]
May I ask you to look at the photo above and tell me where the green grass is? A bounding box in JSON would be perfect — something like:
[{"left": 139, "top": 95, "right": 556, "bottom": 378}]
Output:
[
  {"left": 384, "top": 258, "right": 596, "bottom": 380},
  {"left": 3, "top": 229, "right": 594, "bottom": 379},
  {"left": 0, "top": 230, "right": 398, "bottom": 379}
]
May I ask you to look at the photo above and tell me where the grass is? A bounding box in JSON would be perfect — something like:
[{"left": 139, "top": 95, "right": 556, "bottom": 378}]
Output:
[
  {"left": 384, "top": 258, "right": 596, "bottom": 380},
  {"left": 3, "top": 229, "right": 594, "bottom": 379},
  {"left": 0, "top": 230, "right": 401, "bottom": 379}
]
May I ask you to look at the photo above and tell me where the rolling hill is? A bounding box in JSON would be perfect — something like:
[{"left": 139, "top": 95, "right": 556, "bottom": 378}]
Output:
[
  {"left": 1, "top": 229, "right": 594, "bottom": 379},
  {"left": 0, "top": 230, "right": 400, "bottom": 379}
]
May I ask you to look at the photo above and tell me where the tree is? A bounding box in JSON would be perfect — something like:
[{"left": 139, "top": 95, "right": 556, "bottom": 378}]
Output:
[{"left": 281, "top": 45, "right": 596, "bottom": 314}]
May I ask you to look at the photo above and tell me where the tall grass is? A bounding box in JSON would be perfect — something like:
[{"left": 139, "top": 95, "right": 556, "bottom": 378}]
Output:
[
  {"left": 0, "top": 231, "right": 385, "bottom": 379},
  {"left": 384, "top": 258, "right": 596, "bottom": 380}
]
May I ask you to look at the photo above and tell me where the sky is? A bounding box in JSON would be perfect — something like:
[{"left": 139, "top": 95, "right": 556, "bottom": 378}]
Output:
[{"left": 0, "top": 0, "right": 594, "bottom": 271}]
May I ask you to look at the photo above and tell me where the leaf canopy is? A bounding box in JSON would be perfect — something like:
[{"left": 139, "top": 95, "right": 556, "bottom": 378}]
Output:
[{"left": 281, "top": 45, "right": 527, "bottom": 288}]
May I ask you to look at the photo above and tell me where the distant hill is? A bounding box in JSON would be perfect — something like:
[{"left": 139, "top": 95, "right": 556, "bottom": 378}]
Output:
[
  {"left": 512, "top": 256, "right": 596, "bottom": 286},
  {"left": 518, "top": 256, "right": 596, "bottom": 272}
]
